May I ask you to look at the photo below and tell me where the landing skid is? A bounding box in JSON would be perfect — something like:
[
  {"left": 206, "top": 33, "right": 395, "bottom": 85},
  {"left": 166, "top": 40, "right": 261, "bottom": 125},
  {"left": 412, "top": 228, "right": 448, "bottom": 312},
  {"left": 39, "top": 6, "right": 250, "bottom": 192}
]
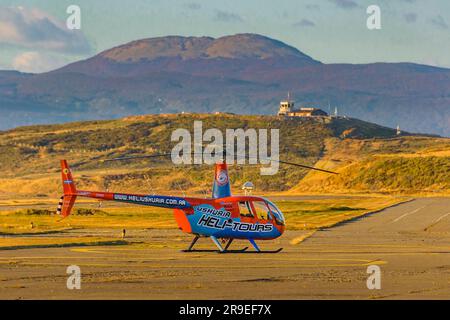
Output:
[
  {"left": 218, "top": 247, "right": 283, "bottom": 254},
  {"left": 245, "top": 238, "right": 283, "bottom": 253},
  {"left": 181, "top": 236, "right": 283, "bottom": 254},
  {"left": 250, "top": 247, "right": 283, "bottom": 254},
  {"left": 182, "top": 247, "right": 249, "bottom": 253}
]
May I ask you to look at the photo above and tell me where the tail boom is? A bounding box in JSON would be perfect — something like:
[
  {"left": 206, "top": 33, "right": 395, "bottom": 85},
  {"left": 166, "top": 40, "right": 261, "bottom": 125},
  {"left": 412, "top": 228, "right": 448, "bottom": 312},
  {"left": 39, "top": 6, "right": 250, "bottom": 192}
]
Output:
[
  {"left": 75, "top": 190, "right": 192, "bottom": 210},
  {"left": 58, "top": 160, "right": 192, "bottom": 218}
]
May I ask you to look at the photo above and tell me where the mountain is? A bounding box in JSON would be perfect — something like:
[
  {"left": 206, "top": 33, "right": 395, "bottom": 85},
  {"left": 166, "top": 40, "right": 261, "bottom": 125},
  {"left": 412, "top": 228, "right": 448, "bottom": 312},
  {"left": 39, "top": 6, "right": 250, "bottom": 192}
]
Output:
[
  {"left": 51, "top": 34, "right": 319, "bottom": 79},
  {"left": 1, "top": 33, "right": 450, "bottom": 135}
]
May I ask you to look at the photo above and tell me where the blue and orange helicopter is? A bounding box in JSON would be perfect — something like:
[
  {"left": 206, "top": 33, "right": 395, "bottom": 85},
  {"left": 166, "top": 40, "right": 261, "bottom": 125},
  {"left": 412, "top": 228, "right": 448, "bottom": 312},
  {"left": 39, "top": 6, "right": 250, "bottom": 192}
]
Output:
[{"left": 57, "top": 154, "right": 337, "bottom": 253}]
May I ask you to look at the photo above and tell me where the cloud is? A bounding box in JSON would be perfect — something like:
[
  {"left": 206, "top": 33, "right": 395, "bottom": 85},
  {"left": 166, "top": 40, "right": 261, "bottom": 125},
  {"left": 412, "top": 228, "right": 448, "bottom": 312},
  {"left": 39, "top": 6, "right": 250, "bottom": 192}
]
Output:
[
  {"left": 215, "top": 10, "right": 243, "bottom": 23},
  {"left": 185, "top": 3, "right": 201, "bottom": 10},
  {"left": 293, "top": 19, "right": 316, "bottom": 28},
  {"left": 404, "top": 13, "right": 417, "bottom": 23},
  {"left": 305, "top": 4, "right": 320, "bottom": 10},
  {"left": 12, "top": 51, "right": 68, "bottom": 73},
  {"left": 0, "top": 6, "right": 91, "bottom": 54},
  {"left": 329, "top": 0, "right": 358, "bottom": 9},
  {"left": 429, "top": 15, "right": 449, "bottom": 29}
]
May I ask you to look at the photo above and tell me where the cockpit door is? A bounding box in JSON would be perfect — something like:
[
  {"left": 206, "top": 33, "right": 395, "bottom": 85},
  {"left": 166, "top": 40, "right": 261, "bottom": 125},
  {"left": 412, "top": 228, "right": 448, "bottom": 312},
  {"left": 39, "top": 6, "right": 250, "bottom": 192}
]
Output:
[
  {"left": 238, "top": 201, "right": 255, "bottom": 221},
  {"left": 250, "top": 201, "right": 271, "bottom": 221}
]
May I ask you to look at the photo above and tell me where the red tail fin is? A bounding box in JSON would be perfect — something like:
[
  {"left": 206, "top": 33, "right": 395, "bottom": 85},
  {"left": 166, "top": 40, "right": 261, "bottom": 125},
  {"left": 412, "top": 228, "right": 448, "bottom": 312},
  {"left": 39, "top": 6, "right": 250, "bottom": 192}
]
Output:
[
  {"left": 61, "top": 160, "right": 76, "bottom": 195},
  {"left": 58, "top": 160, "right": 77, "bottom": 217}
]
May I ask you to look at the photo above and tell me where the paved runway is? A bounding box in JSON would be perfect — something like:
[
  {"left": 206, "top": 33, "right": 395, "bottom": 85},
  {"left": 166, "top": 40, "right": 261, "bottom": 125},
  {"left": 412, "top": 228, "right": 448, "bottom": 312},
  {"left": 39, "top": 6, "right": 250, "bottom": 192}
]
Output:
[{"left": 1, "top": 198, "right": 450, "bottom": 299}]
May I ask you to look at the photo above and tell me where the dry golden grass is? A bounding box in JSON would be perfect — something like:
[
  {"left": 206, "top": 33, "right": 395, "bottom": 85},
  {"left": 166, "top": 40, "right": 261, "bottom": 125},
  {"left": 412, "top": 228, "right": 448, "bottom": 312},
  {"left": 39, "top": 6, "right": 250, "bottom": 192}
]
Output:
[
  {"left": 279, "top": 196, "right": 407, "bottom": 230},
  {"left": 0, "top": 195, "right": 407, "bottom": 249},
  {"left": 0, "top": 237, "right": 127, "bottom": 250},
  {"left": 0, "top": 205, "right": 175, "bottom": 235},
  {"left": 0, "top": 196, "right": 405, "bottom": 235},
  {"left": 292, "top": 137, "right": 450, "bottom": 195}
]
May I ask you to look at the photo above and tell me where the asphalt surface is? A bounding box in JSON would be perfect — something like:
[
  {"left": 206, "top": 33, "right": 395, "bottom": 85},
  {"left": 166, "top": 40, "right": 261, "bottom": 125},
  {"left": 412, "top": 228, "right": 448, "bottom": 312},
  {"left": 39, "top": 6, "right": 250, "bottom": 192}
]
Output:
[{"left": 1, "top": 197, "right": 450, "bottom": 299}]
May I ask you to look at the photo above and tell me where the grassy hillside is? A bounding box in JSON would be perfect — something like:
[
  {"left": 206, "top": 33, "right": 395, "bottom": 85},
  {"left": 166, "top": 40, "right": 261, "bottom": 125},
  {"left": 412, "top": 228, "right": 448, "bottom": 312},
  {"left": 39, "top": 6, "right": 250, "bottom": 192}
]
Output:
[
  {"left": 0, "top": 113, "right": 448, "bottom": 197},
  {"left": 293, "top": 136, "right": 450, "bottom": 195}
]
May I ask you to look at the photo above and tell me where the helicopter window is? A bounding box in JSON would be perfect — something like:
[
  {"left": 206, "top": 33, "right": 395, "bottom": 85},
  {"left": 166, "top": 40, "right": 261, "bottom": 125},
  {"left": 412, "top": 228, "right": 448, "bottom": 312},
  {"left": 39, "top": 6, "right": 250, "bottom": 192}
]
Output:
[
  {"left": 265, "top": 200, "right": 285, "bottom": 226},
  {"left": 238, "top": 201, "right": 254, "bottom": 218},
  {"left": 252, "top": 201, "right": 271, "bottom": 220}
]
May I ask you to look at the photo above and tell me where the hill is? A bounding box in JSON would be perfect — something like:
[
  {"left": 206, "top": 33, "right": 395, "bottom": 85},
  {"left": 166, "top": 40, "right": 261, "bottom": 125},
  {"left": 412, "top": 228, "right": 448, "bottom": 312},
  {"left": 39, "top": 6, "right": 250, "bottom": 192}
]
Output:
[
  {"left": 0, "top": 113, "right": 449, "bottom": 198},
  {"left": 293, "top": 136, "right": 450, "bottom": 195},
  {"left": 0, "top": 34, "right": 450, "bottom": 136}
]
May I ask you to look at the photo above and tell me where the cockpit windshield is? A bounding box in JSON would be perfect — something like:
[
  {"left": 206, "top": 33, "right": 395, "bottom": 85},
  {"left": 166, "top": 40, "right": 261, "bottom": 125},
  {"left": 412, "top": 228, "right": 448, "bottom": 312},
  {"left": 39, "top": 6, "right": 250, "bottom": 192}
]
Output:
[{"left": 263, "top": 199, "right": 285, "bottom": 226}]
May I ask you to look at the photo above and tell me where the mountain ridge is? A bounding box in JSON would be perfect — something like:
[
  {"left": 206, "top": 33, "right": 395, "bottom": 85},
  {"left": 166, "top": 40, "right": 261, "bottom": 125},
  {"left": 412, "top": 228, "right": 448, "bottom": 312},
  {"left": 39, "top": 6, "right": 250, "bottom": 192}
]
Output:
[
  {"left": 97, "top": 34, "right": 317, "bottom": 62},
  {"left": 1, "top": 33, "right": 449, "bottom": 136}
]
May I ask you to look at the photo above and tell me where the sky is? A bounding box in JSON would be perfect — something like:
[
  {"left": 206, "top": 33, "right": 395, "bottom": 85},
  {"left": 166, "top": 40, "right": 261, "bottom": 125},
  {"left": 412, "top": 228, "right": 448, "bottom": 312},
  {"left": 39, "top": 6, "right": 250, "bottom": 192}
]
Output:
[{"left": 0, "top": 0, "right": 449, "bottom": 72}]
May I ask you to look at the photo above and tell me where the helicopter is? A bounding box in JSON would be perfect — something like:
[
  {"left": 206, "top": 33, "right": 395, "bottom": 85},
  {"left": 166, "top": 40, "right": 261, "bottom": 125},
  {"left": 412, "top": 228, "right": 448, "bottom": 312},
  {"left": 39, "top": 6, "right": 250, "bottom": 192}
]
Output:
[{"left": 57, "top": 153, "right": 337, "bottom": 253}]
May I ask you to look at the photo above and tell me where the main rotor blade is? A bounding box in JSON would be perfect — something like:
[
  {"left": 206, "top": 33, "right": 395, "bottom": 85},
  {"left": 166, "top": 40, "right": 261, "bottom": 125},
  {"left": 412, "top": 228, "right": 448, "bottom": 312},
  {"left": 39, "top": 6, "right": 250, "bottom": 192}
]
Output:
[
  {"left": 193, "top": 144, "right": 338, "bottom": 174},
  {"left": 233, "top": 155, "right": 338, "bottom": 175},
  {"left": 102, "top": 153, "right": 173, "bottom": 162},
  {"left": 102, "top": 153, "right": 205, "bottom": 162},
  {"left": 102, "top": 152, "right": 338, "bottom": 175},
  {"left": 272, "top": 159, "right": 338, "bottom": 175}
]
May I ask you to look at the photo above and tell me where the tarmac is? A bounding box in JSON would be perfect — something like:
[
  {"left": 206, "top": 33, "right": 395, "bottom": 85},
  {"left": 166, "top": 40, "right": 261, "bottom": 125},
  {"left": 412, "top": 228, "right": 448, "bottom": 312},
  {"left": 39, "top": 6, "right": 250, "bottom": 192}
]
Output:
[{"left": 1, "top": 197, "right": 449, "bottom": 299}]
